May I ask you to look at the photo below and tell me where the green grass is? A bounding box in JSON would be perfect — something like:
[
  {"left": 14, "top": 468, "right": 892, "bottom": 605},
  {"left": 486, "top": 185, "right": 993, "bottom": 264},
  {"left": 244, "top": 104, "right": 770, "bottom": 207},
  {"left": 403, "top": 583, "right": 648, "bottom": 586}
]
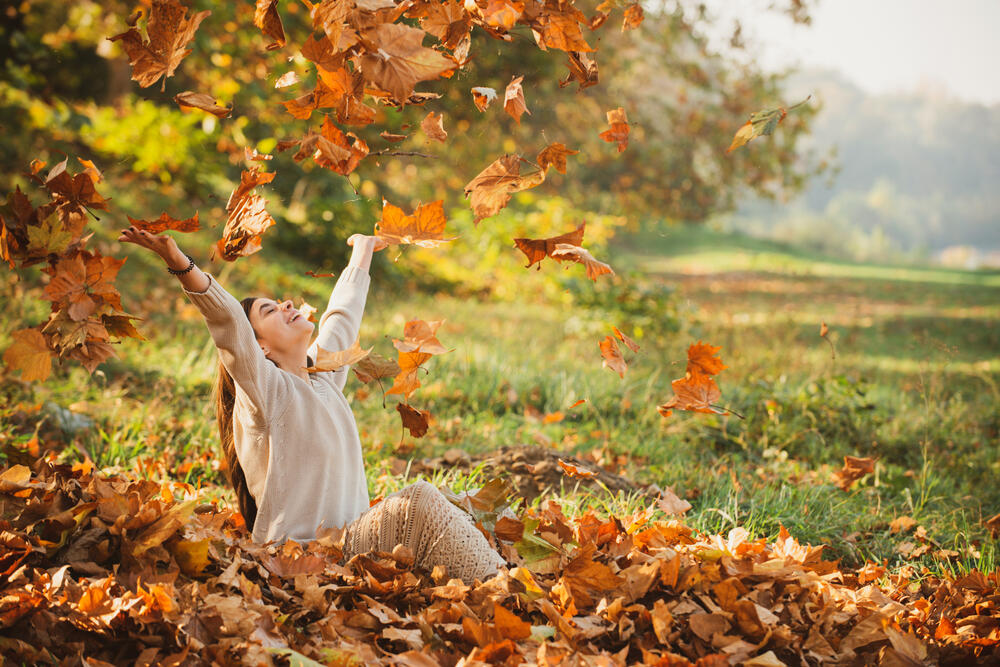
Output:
[{"left": 2, "top": 223, "right": 998, "bottom": 577}]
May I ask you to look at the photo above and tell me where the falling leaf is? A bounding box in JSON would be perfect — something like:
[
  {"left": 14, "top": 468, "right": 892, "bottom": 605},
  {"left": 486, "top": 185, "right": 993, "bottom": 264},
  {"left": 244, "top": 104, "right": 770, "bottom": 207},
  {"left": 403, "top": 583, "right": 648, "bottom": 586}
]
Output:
[
  {"left": 503, "top": 75, "right": 530, "bottom": 124},
  {"left": 727, "top": 96, "right": 810, "bottom": 153},
  {"left": 482, "top": 0, "right": 524, "bottom": 30},
  {"left": 557, "top": 459, "right": 597, "bottom": 479},
  {"left": 420, "top": 111, "right": 448, "bottom": 142},
  {"left": 471, "top": 86, "right": 497, "bottom": 111},
  {"left": 380, "top": 131, "right": 408, "bottom": 142},
  {"left": 834, "top": 456, "right": 876, "bottom": 491},
  {"left": 550, "top": 243, "right": 614, "bottom": 281},
  {"left": 599, "top": 335, "right": 626, "bottom": 378},
  {"left": 397, "top": 402, "right": 430, "bottom": 438},
  {"left": 513, "top": 222, "right": 585, "bottom": 270},
  {"left": 126, "top": 212, "right": 200, "bottom": 234},
  {"left": 359, "top": 23, "right": 457, "bottom": 103},
  {"left": 464, "top": 154, "right": 546, "bottom": 224},
  {"left": 307, "top": 338, "right": 373, "bottom": 373},
  {"left": 686, "top": 341, "right": 726, "bottom": 376},
  {"left": 274, "top": 71, "right": 300, "bottom": 88},
  {"left": 375, "top": 200, "right": 456, "bottom": 248},
  {"left": 560, "top": 50, "right": 599, "bottom": 89},
  {"left": 599, "top": 107, "right": 629, "bottom": 152},
  {"left": 107, "top": 0, "right": 212, "bottom": 91},
  {"left": 536, "top": 12, "right": 593, "bottom": 52},
  {"left": 253, "top": 0, "right": 286, "bottom": 50},
  {"left": 536, "top": 143, "right": 578, "bottom": 174},
  {"left": 622, "top": 3, "right": 643, "bottom": 30},
  {"left": 353, "top": 352, "right": 400, "bottom": 384},
  {"left": 386, "top": 350, "right": 433, "bottom": 398},
  {"left": 658, "top": 371, "right": 724, "bottom": 416},
  {"left": 174, "top": 91, "right": 232, "bottom": 118},
  {"left": 392, "top": 319, "right": 449, "bottom": 355},
  {"left": 3, "top": 328, "right": 52, "bottom": 382},
  {"left": 214, "top": 168, "right": 276, "bottom": 261}
]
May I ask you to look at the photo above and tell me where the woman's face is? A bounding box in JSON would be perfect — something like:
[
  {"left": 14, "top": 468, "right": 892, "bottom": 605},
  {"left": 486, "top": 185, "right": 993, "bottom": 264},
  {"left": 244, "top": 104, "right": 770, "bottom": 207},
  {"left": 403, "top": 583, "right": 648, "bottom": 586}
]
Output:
[{"left": 248, "top": 298, "right": 314, "bottom": 357}]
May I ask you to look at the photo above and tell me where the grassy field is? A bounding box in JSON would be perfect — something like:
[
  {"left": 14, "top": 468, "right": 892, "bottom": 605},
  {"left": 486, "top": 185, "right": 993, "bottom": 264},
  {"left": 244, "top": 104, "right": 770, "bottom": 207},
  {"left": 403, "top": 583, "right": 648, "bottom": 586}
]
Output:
[{"left": 2, "top": 223, "right": 998, "bottom": 576}]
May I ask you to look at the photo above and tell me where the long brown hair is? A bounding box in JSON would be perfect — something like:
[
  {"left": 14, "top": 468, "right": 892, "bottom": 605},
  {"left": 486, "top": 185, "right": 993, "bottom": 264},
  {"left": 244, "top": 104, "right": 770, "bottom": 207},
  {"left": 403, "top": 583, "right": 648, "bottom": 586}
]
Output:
[
  {"left": 213, "top": 296, "right": 262, "bottom": 533},
  {"left": 212, "top": 296, "right": 315, "bottom": 534}
]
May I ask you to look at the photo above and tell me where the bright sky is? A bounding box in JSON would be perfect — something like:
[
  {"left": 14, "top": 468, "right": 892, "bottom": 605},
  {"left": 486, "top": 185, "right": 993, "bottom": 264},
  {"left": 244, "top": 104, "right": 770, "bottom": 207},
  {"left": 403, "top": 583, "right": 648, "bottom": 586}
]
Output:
[{"left": 700, "top": 0, "right": 1000, "bottom": 106}]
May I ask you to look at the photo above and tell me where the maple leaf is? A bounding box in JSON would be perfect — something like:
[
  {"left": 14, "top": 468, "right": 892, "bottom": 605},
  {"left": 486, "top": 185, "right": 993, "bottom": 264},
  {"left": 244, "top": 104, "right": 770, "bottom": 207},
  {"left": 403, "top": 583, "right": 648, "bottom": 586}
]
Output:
[
  {"left": 25, "top": 210, "right": 74, "bottom": 259},
  {"left": 3, "top": 328, "right": 52, "bottom": 382},
  {"left": 214, "top": 168, "right": 276, "bottom": 262},
  {"left": 833, "top": 456, "right": 876, "bottom": 491},
  {"left": 352, "top": 352, "right": 400, "bottom": 384},
  {"left": 374, "top": 200, "right": 456, "bottom": 248},
  {"left": 599, "top": 335, "right": 627, "bottom": 378},
  {"left": 658, "top": 372, "right": 724, "bottom": 416},
  {"left": 537, "top": 143, "right": 579, "bottom": 174},
  {"left": 513, "top": 222, "right": 585, "bottom": 270},
  {"left": 560, "top": 51, "right": 599, "bottom": 90},
  {"left": 419, "top": 0, "right": 472, "bottom": 49},
  {"left": 535, "top": 12, "right": 594, "bottom": 52},
  {"left": 254, "top": 0, "right": 286, "bottom": 50},
  {"left": 107, "top": 0, "right": 211, "bottom": 91},
  {"left": 471, "top": 86, "right": 497, "bottom": 111},
  {"left": 66, "top": 339, "right": 118, "bottom": 374},
  {"left": 686, "top": 341, "right": 726, "bottom": 376},
  {"left": 550, "top": 243, "right": 615, "bottom": 281},
  {"left": 420, "top": 111, "right": 448, "bottom": 143},
  {"left": 307, "top": 338, "right": 373, "bottom": 373},
  {"left": 397, "top": 402, "right": 430, "bottom": 438},
  {"left": 482, "top": 0, "right": 524, "bottom": 30},
  {"left": 464, "top": 154, "right": 546, "bottom": 224},
  {"left": 599, "top": 106, "right": 629, "bottom": 152},
  {"left": 126, "top": 212, "right": 200, "bottom": 234},
  {"left": 358, "top": 23, "right": 457, "bottom": 103},
  {"left": 727, "top": 95, "right": 810, "bottom": 153},
  {"left": 503, "top": 75, "right": 531, "bottom": 124},
  {"left": 44, "top": 158, "right": 110, "bottom": 225},
  {"left": 174, "top": 91, "right": 233, "bottom": 118},
  {"left": 622, "top": 3, "right": 643, "bottom": 30},
  {"left": 386, "top": 350, "right": 433, "bottom": 399},
  {"left": 43, "top": 250, "right": 126, "bottom": 321},
  {"left": 393, "top": 319, "right": 449, "bottom": 355},
  {"left": 612, "top": 325, "right": 639, "bottom": 353},
  {"left": 282, "top": 115, "right": 370, "bottom": 175}
]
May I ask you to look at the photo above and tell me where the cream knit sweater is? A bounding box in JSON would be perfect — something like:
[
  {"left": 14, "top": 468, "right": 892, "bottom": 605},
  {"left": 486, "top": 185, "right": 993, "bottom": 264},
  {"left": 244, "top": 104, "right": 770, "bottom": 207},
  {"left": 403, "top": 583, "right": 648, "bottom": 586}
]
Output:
[{"left": 183, "top": 266, "right": 372, "bottom": 544}]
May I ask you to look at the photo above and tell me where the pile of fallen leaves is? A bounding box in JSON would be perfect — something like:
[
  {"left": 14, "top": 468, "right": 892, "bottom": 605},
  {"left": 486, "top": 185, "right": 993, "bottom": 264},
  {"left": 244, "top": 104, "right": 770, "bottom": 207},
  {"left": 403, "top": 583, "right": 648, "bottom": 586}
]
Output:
[{"left": 2, "top": 458, "right": 997, "bottom": 665}]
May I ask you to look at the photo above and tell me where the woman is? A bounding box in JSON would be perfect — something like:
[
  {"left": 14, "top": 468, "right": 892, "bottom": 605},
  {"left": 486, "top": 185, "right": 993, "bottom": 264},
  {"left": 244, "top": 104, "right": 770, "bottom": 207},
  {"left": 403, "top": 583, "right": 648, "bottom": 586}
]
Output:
[{"left": 118, "top": 225, "right": 506, "bottom": 584}]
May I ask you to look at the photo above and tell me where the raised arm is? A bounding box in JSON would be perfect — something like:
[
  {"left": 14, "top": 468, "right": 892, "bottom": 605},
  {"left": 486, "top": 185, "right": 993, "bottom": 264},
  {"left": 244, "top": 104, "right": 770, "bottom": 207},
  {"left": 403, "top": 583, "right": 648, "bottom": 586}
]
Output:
[
  {"left": 308, "top": 234, "right": 385, "bottom": 391},
  {"left": 118, "top": 226, "right": 284, "bottom": 415}
]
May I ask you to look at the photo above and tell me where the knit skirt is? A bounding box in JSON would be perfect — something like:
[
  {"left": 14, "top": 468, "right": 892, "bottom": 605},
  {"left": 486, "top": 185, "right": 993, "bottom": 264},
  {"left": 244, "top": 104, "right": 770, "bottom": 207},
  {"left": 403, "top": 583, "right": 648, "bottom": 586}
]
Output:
[{"left": 342, "top": 480, "right": 507, "bottom": 584}]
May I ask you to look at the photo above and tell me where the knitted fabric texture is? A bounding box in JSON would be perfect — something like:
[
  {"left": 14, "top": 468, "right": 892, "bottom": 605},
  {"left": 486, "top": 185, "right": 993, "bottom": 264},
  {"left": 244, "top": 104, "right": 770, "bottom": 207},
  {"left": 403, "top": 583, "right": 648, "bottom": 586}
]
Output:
[{"left": 344, "top": 480, "right": 507, "bottom": 584}]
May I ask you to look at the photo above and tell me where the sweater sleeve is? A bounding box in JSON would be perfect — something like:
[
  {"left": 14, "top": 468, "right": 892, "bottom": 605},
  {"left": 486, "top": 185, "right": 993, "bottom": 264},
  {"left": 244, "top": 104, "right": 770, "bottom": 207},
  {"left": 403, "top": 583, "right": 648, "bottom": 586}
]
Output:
[
  {"left": 307, "top": 264, "right": 371, "bottom": 392},
  {"left": 182, "top": 273, "right": 285, "bottom": 416}
]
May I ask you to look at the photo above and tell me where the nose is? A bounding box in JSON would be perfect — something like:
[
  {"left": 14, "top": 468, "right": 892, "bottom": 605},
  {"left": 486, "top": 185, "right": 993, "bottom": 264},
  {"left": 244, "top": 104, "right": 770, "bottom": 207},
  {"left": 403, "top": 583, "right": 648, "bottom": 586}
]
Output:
[{"left": 282, "top": 300, "right": 293, "bottom": 311}]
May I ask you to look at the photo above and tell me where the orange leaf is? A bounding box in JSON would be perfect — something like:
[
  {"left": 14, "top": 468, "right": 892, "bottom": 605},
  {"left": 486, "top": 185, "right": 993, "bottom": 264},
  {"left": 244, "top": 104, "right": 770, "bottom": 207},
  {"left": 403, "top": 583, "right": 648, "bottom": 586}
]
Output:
[
  {"left": 612, "top": 325, "right": 639, "bottom": 353},
  {"left": 599, "top": 107, "right": 629, "bottom": 152},
  {"left": 420, "top": 111, "right": 448, "bottom": 143},
  {"left": 464, "top": 154, "right": 546, "bottom": 224},
  {"left": 253, "top": 0, "right": 286, "bottom": 50},
  {"left": 307, "top": 338, "right": 373, "bottom": 373},
  {"left": 622, "top": 3, "right": 643, "bottom": 30},
  {"left": 659, "top": 372, "right": 724, "bottom": 415},
  {"left": 126, "top": 211, "right": 200, "bottom": 234},
  {"left": 392, "top": 319, "right": 449, "bottom": 355},
  {"left": 558, "top": 459, "right": 597, "bottom": 479},
  {"left": 503, "top": 75, "right": 530, "bottom": 124},
  {"left": 397, "top": 402, "right": 430, "bottom": 438},
  {"left": 214, "top": 168, "right": 276, "bottom": 261},
  {"left": 471, "top": 86, "right": 497, "bottom": 111},
  {"left": 536, "top": 142, "right": 579, "bottom": 174},
  {"left": 513, "top": 222, "right": 585, "bottom": 269},
  {"left": 3, "top": 328, "right": 52, "bottom": 382},
  {"left": 386, "top": 350, "right": 433, "bottom": 398},
  {"left": 359, "top": 23, "right": 457, "bottom": 103},
  {"left": 493, "top": 602, "right": 531, "bottom": 640},
  {"left": 599, "top": 335, "right": 627, "bottom": 378},
  {"left": 375, "top": 200, "right": 456, "bottom": 248},
  {"left": 537, "top": 12, "right": 593, "bottom": 52},
  {"left": 833, "top": 456, "right": 875, "bottom": 491},
  {"left": 686, "top": 340, "right": 726, "bottom": 376},
  {"left": 482, "top": 0, "right": 524, "bottom": 30}
]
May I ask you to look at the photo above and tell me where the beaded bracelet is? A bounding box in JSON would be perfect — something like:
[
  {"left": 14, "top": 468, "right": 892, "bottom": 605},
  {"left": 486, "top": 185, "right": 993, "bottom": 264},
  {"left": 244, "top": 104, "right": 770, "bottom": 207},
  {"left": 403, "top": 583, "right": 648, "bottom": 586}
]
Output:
[{"left": 166, "top": 254, "right": 196, "bottom": 276}]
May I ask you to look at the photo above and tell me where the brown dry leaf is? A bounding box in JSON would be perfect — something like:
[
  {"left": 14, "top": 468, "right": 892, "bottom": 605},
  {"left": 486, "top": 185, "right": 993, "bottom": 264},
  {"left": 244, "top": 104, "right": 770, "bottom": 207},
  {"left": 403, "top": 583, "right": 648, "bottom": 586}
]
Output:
[
  {"left": 214, "top": 168, "right": 276, "bottom": 261},
  {"left": 397, "top": 402, "right": 430, "bottom": 438},
  {"left": 536, "top": 142, "right": 579, "bottom": 174},
  {"left": 890, "top": 516, "right": 917, "bottom": 534},
  {"left": 126, "top": 212, "right": 200, "bottom": 234},
  {"left": 482, "top": 0, "right": 524, "bottom": 30},
  {"left": 560, "top": 50, "right": 599, "bottom": 89},
  {"left": 375, "top": 200, "right": 456, "bottom": 249},
  {"left": 536, "top": 11, "right": 593, "bottom": 52},
  {"left": 656, "top": 487, "right": 692, "bottom": 516},
  {"left": 380, "top": 131, "right": 408, "bottom": 142},
  {"left": 107, "top": 0, "right": 211, "bottom": 91},
  {"left": 612, "top": 325, "right": 639, "bottom": 353},
  {"left": 307, "top": 338, "right": 373, "bottom": 373},
  {"left": 599, "top": 335, "right": 626, "bottom": 378},
  {"left": 834, "top": 456, "right": 876, "bottom": 491},
  {"left": 352, "top": 352, "right": 400, "bottom": 384},
  {"left": 621, "top": 3, "right": 643, "bottom": 30},
  {"left": 513, "top": 222, "right": 585, "bottom": 270},
  {"left": 253, "top": 0, "right": 286, "bottom": 50},
  {"left": 3, "top": 328, "right": 52, "bottom": 382},
  {"left": 686, "top": 341, "right": 726, "bottom": 376},
  {"left": 173, "top": 91, "right": 232, "bottom": 118},
  {"left": 658, "top": 371, "right": 724, "bottom": 416},
  {"left": 464, "top": 154, "right": 546, "bottom": 224},
  {"left": 598, "top": 106, "right": 629, "bottom": 152},
  {"left": 986, "top": 512, "right": 1000, "bottom": 538},
  {"left": 419, "top": 0, "right": 471, "bottom": 48},
  {"left": 550, "top": 243, "right": 614, "bottom": 281},
  {"left": 471, "top": 86, "right": 497, "bottom": 111},
  {"left": 359, "top": 23, "right": 457, "bottom": 103},
  {"left": 503, "top": 75, "right": 530, "bottom": 124},
  {"left": 420, "top": 111, "right": 448, "bottom": 142}
]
